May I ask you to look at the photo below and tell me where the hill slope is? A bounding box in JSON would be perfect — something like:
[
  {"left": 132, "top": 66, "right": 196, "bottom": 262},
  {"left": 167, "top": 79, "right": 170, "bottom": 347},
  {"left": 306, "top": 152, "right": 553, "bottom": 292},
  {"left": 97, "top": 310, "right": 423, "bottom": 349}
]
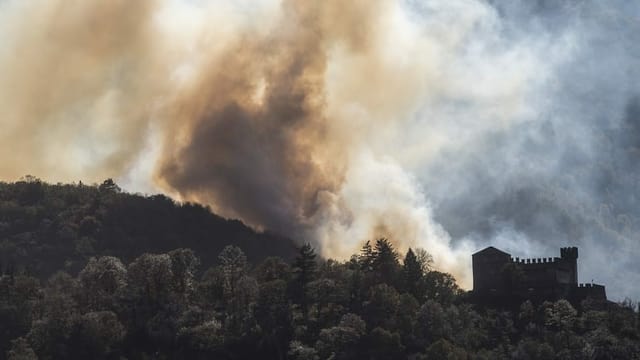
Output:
[{"left": 0, "top": 178, "right": 297, "bottom": 277}]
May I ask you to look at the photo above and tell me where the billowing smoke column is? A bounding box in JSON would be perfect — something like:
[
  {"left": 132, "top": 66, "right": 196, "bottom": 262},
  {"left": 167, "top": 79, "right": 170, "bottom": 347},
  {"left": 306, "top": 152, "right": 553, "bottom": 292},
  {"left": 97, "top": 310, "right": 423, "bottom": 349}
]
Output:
[{"left": 0, "top": 0, "right": 638, "bottom": 297}]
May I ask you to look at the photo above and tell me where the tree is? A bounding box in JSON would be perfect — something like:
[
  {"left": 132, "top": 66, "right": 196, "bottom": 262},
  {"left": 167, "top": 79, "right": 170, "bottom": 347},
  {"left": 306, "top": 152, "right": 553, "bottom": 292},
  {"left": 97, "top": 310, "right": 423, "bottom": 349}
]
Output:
[
  {"left": 421, "top": 338, "right": 467, "bottom": 360},
  {"left": 197, "top": 266, "right": 224, "bottom": 309},
  {"left": 414, "top": 248, "right": 434, "bottom": 274},
  {"left": 0, "top": 274, "right": 40, "bottom": 356},
  {"left": 314, "top": 314, "right": 366, "bottom": 360},
  {"left": 359, "top": 241, "right": 375, "bottom": 271},
  {"left": 544, "top": 299, "right": 577, "bottom": 331},
  {"left": 423, "top": 271, "right": 460, "bottom": 304},
  {"left": 416, "top": 300, "right": 449, "bottom": 345},
  {"left": 450, "top": 304, "right": 486, "bottom": 351},
  {"left": 218, "top": 246, "right": 248, "bottom": 296},
  {"left": 306, "top": 278, "right": 339, "bottom": 314},
  {"left": 367, "top": 327, "right": 404, "bottom": 360},
  {"left": 15, "top": 176, "right": 44, "bottom": 205},
  {"left": 98, "top": 179, "right": 121, "bottom": 194},
  {"left": 255, "top": 278, "right": 290, "bottom": 358},
  {"left": 254, "top": 256, "right": 291, "bottom": 283},
  {"left": 371, "top": 238, "right": 399, "bottom": 285},
  {"left": 6, "top": 337, "right": 37, "bottom": 360},
  {"left": 608, "top": 299, "right": 638, "bottom": 338},
  {"left": 168, "top": 248, "right": 200, "bottom": 298},
  {"left": 127, "top": 253, "right": 174, "bottom": 305},
  {"left": 363, "top": 284, "right": 400, "bottom": 330},
  {"left": 291, "top": 243, "right": 317, "bottom": 313},
  {"left": 78, "top": 256, "right": 127, "bottom": 311},
  {"left": 176, "top": 319, "right": 224, "bottom": 356},
  {"left": 288, "top": 341, "right": 318, "bottom": 360},
  {"left": 218, "top": 246, "right": 250, "bottom": 313},
  {"left": 68, "top": 311, "right": 125, "bottom": 358},
  {"left": 402, "top": 248, "right": 424, "bottom": 299},
  {"left": 225, "top": 274, "right": 258, "bottom": 337},
  {"left": 396, "top": 293, "right": 419, "bottom": 347},
  {"left": 217, "top": 246, "right": 257, "bottom": 336},
  {"left": 512, "top": 339, "right": 555, "bottom": 360},
  {"left": 27, "top": 275, "right": 80, "bottom": 359}
]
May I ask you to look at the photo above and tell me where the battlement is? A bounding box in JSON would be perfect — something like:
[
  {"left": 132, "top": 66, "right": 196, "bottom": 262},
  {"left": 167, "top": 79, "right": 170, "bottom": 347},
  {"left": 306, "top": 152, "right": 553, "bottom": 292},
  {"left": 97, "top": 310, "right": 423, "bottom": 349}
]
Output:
[
  {"left": 574, "top": 283, "right": 607, "bottom": 301},
  {"left": 560, "top": 247, "right": 578, "bottom": 259},
  {"left": 578, "top": 283, "right": 604, "bottom": 289},
  {"left": 511, "top": 257, "right": 560, "bottom": 264}
]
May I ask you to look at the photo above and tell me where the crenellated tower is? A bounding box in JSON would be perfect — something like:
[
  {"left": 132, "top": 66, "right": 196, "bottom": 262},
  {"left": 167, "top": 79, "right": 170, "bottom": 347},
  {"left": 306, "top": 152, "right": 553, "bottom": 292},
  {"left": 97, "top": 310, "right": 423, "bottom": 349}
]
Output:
[{"left": 560, "top": 247, "right": 578, "bottom": 284}]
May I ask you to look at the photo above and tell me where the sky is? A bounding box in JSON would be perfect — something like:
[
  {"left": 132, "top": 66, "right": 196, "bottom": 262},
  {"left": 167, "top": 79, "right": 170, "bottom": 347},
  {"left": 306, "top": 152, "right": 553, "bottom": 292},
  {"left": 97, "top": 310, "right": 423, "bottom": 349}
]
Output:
[{"left": 0, "top": 0, "right": 638, "bottom": 299}]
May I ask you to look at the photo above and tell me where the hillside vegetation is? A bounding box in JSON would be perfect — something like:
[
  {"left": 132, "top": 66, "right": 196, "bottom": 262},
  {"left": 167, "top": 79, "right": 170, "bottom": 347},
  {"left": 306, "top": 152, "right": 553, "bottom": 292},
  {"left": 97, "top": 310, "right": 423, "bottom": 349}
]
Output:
[
  {"left": 1, "top": 179, "right": 639, "bottom": 359},
  {"left": 0, "top": 177, "right": 296, "bottom": 277}
]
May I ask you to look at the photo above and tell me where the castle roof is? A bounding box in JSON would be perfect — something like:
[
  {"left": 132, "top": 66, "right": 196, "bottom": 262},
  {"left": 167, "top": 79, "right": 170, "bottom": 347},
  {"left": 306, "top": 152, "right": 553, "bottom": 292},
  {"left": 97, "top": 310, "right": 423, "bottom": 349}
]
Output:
[{"left": 472, "top": 246, "right": 510, "bottom": 257}]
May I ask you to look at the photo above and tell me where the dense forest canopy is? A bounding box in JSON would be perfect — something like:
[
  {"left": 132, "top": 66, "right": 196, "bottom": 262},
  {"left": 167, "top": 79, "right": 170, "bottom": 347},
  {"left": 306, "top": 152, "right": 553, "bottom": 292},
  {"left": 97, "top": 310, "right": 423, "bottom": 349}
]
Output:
[{"left": 1, "top": 179, "right": 640, "bottom": 359}]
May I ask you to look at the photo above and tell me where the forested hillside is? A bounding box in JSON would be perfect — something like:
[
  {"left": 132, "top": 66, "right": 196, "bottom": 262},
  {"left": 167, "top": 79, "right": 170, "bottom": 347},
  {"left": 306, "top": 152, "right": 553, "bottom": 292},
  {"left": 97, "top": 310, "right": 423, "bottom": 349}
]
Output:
[
  {"left": 1, "top": 180, "right": 640, "bottom": 359},
  {"left": 2, "top": 239, "right": 640, "bottom": 359},
  {"left": 0, "top": 178, "right": 297, "bottom": 278}
]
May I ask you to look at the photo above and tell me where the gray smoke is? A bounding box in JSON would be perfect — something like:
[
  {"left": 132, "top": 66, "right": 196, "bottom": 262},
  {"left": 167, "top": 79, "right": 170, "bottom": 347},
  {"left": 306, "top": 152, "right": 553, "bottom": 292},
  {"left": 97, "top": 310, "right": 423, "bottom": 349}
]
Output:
[{"left": 421, "top": 0, "right": 640, "bottom": 299}]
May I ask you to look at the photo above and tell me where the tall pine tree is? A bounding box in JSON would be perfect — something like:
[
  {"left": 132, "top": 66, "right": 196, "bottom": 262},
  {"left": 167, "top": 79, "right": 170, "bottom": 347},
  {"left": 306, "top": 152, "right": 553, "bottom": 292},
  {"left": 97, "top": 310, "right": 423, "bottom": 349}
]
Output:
[
  {"left": 402, "top": 248, "right": 424, "bottom": 300},
  {"left": 371, "top": 238, "right": 400, "bottom": 286},
  {"left": 359, "top": 240, "right": 375, "bottom": 272},
  {"left": 290, "top": 243, "right": 317, "bottom": 314}
]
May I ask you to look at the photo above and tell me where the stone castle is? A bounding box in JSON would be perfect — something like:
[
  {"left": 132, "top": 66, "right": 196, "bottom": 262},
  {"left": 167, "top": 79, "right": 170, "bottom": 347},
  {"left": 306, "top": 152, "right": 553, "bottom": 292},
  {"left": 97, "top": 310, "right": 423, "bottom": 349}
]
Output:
[{"left": 471, "top": 246, "right": 606, "bottom": 305}]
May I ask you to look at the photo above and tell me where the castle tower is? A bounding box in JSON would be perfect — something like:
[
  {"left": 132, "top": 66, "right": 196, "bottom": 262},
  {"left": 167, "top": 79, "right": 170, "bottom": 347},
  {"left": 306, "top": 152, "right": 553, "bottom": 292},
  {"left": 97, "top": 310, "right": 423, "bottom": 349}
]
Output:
[
  {"left": 472, "top": 246, "right": 511, "bottom": 292},
  {"left": 560, "top": 247, "right": 578, "bottom": 284}
]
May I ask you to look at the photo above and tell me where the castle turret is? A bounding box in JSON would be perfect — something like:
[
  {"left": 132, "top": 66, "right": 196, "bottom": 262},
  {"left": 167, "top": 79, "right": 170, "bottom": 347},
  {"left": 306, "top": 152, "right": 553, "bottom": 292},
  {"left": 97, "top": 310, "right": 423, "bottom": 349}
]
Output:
[{"left": 560, "top": 247, "right": 578, "bottom": 284}]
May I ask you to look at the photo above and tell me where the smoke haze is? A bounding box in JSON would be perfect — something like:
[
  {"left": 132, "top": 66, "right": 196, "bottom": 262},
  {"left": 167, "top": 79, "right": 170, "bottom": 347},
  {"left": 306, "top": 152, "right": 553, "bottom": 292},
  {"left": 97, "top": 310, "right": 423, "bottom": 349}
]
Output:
[{"left": 0, "top": 0, "right": 638, "bottom": 298}]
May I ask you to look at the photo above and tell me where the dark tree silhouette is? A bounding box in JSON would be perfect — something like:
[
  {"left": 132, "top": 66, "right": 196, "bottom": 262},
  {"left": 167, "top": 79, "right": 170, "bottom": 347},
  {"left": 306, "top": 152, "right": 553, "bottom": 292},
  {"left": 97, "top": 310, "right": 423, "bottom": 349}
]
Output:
[
  {"left": 371, "top": 238, "right": 400, "bottom": 285},
  {"left": 402, "top": 248, "right": 424, "bottom": 300},
  {"left": 291, "top": 243, "right": 317, "bottom": 315}
]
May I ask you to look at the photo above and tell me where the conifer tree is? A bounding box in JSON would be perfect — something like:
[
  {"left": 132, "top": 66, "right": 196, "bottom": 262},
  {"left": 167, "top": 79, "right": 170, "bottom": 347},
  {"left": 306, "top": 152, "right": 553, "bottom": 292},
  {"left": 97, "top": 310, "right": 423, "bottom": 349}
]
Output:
[
  {"left": 291, "top": 243, "right": 317, "bottom": 313},
  {"left": 372, "top": 238, "right": 399, "bottom": 285},
  {"left": 402, "top": 248, "right": 424, "bottom": 299},
  {"left": 359, "top": 240, "right": 375, "bottom": 271}
]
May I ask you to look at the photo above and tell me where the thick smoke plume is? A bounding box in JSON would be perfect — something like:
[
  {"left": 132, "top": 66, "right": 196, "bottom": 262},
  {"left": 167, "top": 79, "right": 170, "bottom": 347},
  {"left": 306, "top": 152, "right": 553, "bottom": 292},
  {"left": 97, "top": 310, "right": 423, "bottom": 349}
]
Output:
[{"left": 0, "top": 0, "right": 638, "bottom": 297}]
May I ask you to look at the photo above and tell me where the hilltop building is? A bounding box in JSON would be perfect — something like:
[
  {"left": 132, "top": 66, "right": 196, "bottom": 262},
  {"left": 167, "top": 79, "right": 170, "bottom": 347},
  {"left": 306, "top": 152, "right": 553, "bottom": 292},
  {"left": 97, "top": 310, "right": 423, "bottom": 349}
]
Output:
[{"left": 471, "top": 246, "right": 606, "bottom": 305}]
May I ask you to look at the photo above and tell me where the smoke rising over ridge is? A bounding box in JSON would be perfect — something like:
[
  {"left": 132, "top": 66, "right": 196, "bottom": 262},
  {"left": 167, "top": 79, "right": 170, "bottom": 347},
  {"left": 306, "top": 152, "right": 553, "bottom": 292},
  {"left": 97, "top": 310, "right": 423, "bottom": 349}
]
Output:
[{"left": 0, "top": 0, "right": 639, "bottom": 298}]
